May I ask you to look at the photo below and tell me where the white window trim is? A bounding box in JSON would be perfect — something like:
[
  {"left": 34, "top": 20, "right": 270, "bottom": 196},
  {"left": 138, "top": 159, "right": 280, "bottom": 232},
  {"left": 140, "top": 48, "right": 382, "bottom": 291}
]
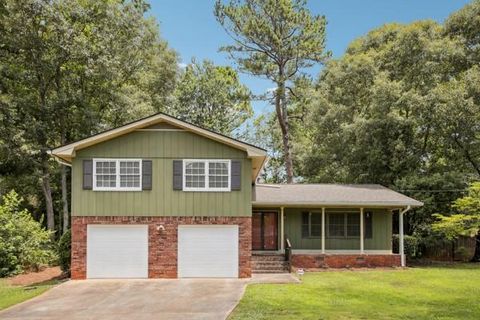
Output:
[
  {"left": 93, "top": 158, "right": 142, "bottom": 191},
  {"left": 183, "top": 159, "right": 231, "bottom": 192}
]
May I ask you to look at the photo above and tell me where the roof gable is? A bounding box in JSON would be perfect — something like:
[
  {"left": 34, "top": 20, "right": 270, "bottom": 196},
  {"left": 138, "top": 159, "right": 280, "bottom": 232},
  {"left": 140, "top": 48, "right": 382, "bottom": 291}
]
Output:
[{"left": 49, "top": 113, "right": 267, "bottom": 181}]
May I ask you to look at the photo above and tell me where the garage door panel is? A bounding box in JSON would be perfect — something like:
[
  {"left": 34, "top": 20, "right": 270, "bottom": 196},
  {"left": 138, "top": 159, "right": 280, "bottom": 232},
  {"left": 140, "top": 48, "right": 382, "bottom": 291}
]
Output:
[
  {"left": 87, "top": 225, "right": 148, "bottom": 279},
  {"left": 178, "top": 225, "right": 238, "bottom": 278}
]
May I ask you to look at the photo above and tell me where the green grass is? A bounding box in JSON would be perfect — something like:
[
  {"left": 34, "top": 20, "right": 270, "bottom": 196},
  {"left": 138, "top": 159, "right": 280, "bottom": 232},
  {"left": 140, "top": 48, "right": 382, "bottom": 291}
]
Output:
[
  {"left": 230, "top": 264, "right": 480, "bottom": 320},
  {"left": 0, "top": 279, "right": 60, "bottom": 311}
]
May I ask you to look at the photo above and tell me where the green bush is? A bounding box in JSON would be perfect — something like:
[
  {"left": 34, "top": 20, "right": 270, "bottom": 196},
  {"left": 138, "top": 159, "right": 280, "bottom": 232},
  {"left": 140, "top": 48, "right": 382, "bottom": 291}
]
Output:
[
  {"left": 58, "top": 229, "right": 71, "bottom": 274},
  {"left": 392, "top": 234, "right": 421, "bottom": 260},
  {"left": 0, "top": 190, "right": 57, "bottom": 277}
]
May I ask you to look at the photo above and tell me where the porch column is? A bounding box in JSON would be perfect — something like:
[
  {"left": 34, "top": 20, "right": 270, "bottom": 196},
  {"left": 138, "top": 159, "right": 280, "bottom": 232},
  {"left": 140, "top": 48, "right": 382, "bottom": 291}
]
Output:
[
  {"left": 360, "top": 208, "right": 364, "bottom": 254},
  {"left": 280, "top": 206, "right": 285, "bottom": 251},
  {"left": 399, "top": 209, "right": 405, "bottom": 267},
  {"left": 321, "top": 207, "right": 325, "bottom": 254}
]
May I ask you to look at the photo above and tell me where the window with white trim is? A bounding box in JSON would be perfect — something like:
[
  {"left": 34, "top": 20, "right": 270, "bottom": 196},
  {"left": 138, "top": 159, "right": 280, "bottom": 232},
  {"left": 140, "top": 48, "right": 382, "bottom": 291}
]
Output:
[
  {"left": 93, "top": 159, "right": 142, "bottom": 191},
  {"left": 183, "top": 160, "right": 230, "bottom": 191}
]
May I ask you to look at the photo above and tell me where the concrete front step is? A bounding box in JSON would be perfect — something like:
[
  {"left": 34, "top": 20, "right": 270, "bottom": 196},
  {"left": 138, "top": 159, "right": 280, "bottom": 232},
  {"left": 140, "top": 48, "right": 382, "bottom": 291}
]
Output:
[{"left": 252, "top": 269, "right": 290, "bottom": 274}]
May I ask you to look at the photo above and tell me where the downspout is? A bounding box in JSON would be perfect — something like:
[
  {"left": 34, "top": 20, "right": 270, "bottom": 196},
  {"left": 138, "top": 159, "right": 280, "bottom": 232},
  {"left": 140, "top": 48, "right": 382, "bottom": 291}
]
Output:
[{"left": 399, "top": 205, "right": 411, "bottom": 267}]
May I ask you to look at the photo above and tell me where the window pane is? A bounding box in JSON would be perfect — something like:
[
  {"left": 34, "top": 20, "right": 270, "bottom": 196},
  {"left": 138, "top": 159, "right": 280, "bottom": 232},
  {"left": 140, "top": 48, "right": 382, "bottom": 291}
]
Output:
[
  {"left": 328, "top": 213, "right": 345, "bottom": 237},
  {"left": 208, "top": 161, "right": 229, "bottom": 189},
  {"left": 365, "top": 211, "right": 373, "bottom": 239},
  {"left": 120, "top": 175, "right": 140, "bottom": 188},
  {"left": 95, "top": 161, "right": 117, "bottom": 188},
  {"left": 301, "top": 212, "right": 309, "bottom": 238},
  {"left": 311, "top": 224, "right": 322, "bottom": 237},
  {"left": 347, "top": 213, "right": 360, "bottom": 237}
]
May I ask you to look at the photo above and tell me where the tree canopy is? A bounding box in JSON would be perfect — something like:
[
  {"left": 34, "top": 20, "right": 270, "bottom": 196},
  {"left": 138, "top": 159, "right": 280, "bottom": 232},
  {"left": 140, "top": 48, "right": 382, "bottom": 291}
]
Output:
[{"left": 170, "top": 59, "right": 252, "bottom": 135}]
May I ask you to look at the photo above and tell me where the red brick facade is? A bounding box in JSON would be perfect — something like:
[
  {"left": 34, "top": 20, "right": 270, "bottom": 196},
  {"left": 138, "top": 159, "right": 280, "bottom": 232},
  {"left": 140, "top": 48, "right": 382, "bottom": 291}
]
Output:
[
  {"left": 291, "top": 253, "right": 401, "bottom": 269},
  {"left": 71, "top": 216, "right": 251, "bottom": 279}
]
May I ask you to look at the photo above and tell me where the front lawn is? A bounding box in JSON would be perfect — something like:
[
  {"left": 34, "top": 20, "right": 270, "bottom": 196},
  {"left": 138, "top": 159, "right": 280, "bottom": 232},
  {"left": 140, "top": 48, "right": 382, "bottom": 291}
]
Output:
[
  {"left": 230, "top": 264, "right": 480, "bottom": 320},
  {"left": 0, "top": 279, "right": 60, "bottom": 311}
]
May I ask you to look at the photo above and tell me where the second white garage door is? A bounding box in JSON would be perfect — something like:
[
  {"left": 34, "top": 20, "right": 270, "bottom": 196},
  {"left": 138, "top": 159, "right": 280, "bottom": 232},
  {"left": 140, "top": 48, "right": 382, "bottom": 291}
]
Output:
[
  {"left": 87, "top": 225, "right": 148, "bottom": 279},
  {"left": 178, "top": 225, "right": 239, "bottom": 278}
]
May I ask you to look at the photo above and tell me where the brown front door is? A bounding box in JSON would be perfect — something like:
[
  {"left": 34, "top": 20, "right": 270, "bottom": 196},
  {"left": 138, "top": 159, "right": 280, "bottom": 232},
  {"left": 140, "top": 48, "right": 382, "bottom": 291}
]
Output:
[{"left": 252, "top": 212, "right": 278, "bottom": 250}]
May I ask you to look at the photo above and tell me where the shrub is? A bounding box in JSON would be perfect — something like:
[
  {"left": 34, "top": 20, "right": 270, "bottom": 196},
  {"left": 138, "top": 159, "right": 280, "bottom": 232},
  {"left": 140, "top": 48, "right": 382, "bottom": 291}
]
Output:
[
  {"left": 0, "top": 190, "right": 57, "bottom": 277},
  {"left": 392, "top": 234, "right": 421, "bottom": 260},
  {"left": 58, "top": 229, "right": 71, "bottom": 274}
]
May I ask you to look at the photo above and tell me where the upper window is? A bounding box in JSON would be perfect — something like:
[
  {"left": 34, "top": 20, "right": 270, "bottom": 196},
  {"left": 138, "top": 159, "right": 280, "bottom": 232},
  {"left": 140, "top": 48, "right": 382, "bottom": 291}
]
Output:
[
  {"left": 93, "top": 159, "right": 142, "bottom": 191},
  {"left": 183, "top": 160, "right": 230, "bottom": 191}
]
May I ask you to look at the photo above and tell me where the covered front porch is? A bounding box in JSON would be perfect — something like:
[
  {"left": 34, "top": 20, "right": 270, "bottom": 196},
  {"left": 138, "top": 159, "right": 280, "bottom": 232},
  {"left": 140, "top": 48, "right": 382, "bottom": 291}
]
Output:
[
  {"left": 252, "top": 184, "right": 424, "bottom": 268},
  {"left": 252, "top": 207, "right": 407, "bottom": 268}
]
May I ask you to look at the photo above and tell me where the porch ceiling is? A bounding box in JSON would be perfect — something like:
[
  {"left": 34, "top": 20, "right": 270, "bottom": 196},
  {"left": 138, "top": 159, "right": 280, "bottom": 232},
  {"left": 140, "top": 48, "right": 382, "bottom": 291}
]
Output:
[{"left": 252, "top": 184, "right": 423, "bottom": 208}]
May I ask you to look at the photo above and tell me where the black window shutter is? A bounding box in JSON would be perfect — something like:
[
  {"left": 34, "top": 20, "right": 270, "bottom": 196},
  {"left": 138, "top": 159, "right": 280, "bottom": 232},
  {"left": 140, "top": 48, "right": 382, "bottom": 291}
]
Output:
[
  {"left": 231, "top": 160, "right": 241, "bottom": 190},
  {"left": 173, "top": 160, "right": 183, "bottom": 190},
  {"left": 142, "top": 160, "right": 152, "bottom": 190},
  {"left": 83, "top": 160, "right": 93, "bottom": 190}
]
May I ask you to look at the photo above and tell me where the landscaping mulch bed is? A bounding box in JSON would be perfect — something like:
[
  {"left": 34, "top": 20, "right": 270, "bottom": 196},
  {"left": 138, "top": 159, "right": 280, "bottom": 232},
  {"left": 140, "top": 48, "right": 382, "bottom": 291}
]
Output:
[{"left": 7, "top": 267, "right": 65, "bottom": 286}]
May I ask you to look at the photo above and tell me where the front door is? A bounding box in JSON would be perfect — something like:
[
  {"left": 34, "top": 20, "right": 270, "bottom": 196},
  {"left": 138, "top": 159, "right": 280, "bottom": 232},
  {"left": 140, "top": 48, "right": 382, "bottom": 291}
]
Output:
[{"left": 252, "top": 212, "right": 278, "bottom": 250}]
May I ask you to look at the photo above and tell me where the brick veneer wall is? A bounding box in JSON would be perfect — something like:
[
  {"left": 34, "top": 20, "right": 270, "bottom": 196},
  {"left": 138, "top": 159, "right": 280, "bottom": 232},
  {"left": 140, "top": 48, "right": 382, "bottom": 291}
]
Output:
[
  {"left": 291, "top": 254, "right": 401, "bottom": 269},
  {"left": 71, "top": 216, "right": 251, "bottom": 279}
]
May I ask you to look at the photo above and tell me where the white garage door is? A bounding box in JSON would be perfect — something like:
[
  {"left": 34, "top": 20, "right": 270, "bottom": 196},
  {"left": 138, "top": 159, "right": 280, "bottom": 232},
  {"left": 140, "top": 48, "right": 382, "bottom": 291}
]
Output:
[
  {"left": 178, "top": 225, "right": 239, "bottom": 278},
  {"left": 87, "top": 225, "right": 148, "bottom": 279}
]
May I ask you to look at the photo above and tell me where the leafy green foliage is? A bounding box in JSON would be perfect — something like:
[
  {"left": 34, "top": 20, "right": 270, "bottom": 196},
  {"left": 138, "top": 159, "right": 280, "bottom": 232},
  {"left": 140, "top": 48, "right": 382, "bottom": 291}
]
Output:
[
  {"left": 170, "top": 59, "right": 252, "bottom": 135},
  {"left": 0, "top": 0, "right": 178, "bottom": 233},
  {"left": 433, "top": 182, "right": 480, "bottom": 261},
  {"left": 392, "top": 234, "right": 421, "bottom": 259},
  {"left": 0, "top": 191, "right": 56, "bottom": 277},
  {"left": 57, "top": 229, "right": 71, "bottom": 274}
]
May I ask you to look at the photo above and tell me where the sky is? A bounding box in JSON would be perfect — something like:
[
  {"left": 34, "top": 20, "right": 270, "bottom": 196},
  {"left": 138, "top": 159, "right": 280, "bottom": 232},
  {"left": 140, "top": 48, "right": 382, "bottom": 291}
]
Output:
[{"left": 149, "top": 0, "right": 471, "bottom": 116}]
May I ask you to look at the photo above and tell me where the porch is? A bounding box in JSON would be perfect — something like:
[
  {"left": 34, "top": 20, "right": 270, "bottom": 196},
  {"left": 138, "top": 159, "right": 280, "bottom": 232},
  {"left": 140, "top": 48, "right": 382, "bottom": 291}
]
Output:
[
  {"left": 252, "top": 184, "right": 424, "bottom": 268},
  {"left": 252, "top": 207, "right": 405, "bottom": 268}
]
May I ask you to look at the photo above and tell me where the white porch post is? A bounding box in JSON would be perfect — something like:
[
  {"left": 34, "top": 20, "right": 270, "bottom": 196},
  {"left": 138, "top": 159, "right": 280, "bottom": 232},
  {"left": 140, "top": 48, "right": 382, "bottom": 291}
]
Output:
[
  {"left": 321, "top": 207, "right": 325, "bottom": 254},
  {"left": 280, "top": 206, "right": 285, "bottom": 251},
  {"left": 360, "top": 208, "right": 364, "bottom": 254},
  {"left": 399, "top": 209, "right": 405, "bottom": 267}
]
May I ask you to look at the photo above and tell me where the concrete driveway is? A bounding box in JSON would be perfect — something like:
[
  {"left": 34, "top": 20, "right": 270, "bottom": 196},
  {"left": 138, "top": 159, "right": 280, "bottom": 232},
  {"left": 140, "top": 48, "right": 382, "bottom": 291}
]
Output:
[{"left": 0, "top": 279, "right": 248, "bottom": 320}]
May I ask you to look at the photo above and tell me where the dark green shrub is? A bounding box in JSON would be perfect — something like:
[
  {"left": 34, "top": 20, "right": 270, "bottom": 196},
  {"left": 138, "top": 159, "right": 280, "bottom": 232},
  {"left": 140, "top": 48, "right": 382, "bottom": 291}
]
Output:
[
  {"left": 0, "top": 191, "right": 56, "bottom": 277},
  {"left": 58, "top": 229, "right": 71, "bottom": 274},
  {"left": 392, "top": 234, "right": 421, "bottom": 259}
]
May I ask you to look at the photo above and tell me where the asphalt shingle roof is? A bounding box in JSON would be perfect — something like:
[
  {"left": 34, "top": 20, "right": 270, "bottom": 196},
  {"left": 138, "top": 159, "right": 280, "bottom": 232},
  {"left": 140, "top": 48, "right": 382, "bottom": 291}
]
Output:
[{"left": 252, "top": 184, "right": 423, "bottom": 207}]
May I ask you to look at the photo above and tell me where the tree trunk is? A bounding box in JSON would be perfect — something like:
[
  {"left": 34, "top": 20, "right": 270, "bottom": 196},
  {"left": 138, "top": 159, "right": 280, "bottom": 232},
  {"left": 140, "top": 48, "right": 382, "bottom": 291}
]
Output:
[
  {"left": 471, "top": 230, "right": 480, "bottom": 262},
  {"left": 41, "top": 167, "right": 55, "bottom": 232},
  {"left": 61, "top": 165, "right": 69, "bottom": 233},
  {"left": 274, "top": 79, "right": 294, "bottom": 183}
]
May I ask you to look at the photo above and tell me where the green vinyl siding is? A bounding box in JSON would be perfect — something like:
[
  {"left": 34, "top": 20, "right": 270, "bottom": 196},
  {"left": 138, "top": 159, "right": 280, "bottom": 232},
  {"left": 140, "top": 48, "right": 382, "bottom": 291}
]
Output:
[
  {"left": 72, "top": 130, "right": 252, "bottom": 217},
  {"left": 283, "top": 208, "right": 392, "bottom": 251}
]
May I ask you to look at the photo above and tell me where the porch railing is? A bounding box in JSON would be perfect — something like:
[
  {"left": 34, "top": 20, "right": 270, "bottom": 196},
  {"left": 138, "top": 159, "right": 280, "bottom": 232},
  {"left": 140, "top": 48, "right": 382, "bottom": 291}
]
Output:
[{"left": 285, "top": 237, "right": 292, "bottom": 272}]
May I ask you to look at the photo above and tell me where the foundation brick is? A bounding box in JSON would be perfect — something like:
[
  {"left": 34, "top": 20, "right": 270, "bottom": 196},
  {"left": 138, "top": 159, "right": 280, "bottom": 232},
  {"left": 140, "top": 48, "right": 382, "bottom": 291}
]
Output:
[
  {"left": 71, "top": 216, "right": 251, "bottom": 279},
  {"left": 291, "top": 253, "right": 401, "bottom": 269}
]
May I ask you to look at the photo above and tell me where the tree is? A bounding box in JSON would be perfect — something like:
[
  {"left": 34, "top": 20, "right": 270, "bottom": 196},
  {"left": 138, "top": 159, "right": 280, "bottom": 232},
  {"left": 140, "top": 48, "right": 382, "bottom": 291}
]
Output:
[
  {"left": 433, "top": 182, "right": 480, "bottom": 262},
  {"left": 300, "top": 3, "right": 480, "bottom": 244},
  {"left": 0, "top": 190, "right": 56, "bottom": 276},
  {"left": 215, "top": 0, "right": 329, "bottom": 182},
  {"left": 170, "top": 59, "right": 252, "bottom": 135},
  {"left": 0, "top": 0, "right": 178, "bottom": 234}
]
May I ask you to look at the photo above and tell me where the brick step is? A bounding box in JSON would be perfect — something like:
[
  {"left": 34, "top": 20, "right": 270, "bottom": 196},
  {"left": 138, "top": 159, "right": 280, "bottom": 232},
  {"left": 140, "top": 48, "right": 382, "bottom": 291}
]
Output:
[
  {"left": 251, "top": 261, "right": 289, "bottom": 267},
  {"left": 251, "top": 254, "right": 286, "bottom": 261}
]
